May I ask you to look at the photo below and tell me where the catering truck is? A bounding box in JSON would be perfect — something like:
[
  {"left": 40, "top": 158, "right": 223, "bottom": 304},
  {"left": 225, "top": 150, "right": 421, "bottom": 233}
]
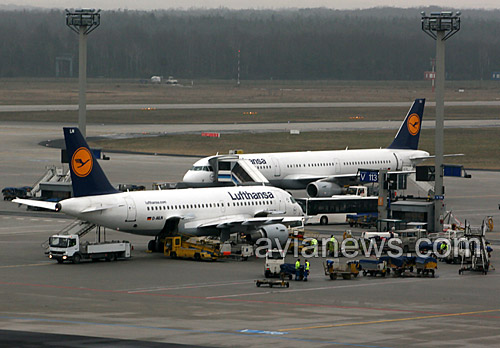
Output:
[{"left": 48, "top": 234, "right": 131, "bottom": 264}]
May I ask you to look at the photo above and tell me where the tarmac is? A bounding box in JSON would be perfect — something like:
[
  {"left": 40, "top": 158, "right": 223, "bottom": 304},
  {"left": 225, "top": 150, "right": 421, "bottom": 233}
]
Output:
[{"left": 0, "top": 122, "right": 499, "bottom": 347}]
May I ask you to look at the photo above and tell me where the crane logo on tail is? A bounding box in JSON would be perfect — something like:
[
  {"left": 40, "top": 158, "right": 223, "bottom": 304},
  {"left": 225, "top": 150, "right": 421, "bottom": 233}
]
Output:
[
  {"left": 71, "top": 147, "right": 93, "bottom": 177},
  {"left": 407, "top": 113, "right": 421, "bottom": 136}
]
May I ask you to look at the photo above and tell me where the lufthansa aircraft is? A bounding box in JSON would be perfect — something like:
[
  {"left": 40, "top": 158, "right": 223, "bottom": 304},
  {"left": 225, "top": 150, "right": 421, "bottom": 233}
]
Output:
[
  {"left": 14, "top": 128, "right": 304, "bottom": 251},
  {"left": 183, "top": 99, "right": 431, "bottom": 197}
]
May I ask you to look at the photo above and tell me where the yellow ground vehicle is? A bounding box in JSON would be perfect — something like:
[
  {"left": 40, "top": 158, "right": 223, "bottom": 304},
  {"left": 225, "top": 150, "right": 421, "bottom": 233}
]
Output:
[
  {"left": 164, "top": 236, "right": 222, "bottom": 261},
  {"left": 287, "top": 228, "right": 320, "bottom": 254},
  {"left": 323, "top": 259, "right": 360, "bottom": 280}
]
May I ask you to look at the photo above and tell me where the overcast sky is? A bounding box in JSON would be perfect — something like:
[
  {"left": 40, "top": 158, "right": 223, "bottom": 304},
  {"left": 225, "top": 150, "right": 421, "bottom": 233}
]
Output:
[{"left": 2, "top": 1, "right": 500, "bottom": 11}]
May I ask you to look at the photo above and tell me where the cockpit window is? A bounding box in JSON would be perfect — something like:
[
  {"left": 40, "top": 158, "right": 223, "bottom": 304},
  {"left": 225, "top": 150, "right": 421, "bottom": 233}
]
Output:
[
  {"left": 191, "top": 166, "right": 214, "bottom": 172},
  {"left": 290, "top": 196, "right": 297, "bottom": 204}
]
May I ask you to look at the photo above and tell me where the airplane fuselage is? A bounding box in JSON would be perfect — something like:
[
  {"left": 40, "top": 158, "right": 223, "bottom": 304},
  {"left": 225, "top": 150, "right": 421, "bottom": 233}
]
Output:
[
  {"left": 57, "top": 186, "right": 302, "bottom": 236},
  {"left": 185, "top": 148, "right": 430, "bottom": 190}
]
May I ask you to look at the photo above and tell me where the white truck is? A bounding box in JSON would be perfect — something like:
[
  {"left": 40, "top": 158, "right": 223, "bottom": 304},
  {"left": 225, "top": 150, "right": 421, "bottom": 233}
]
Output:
[
  {"left": 264, "top": 249, "right": 285, "bottom": 278},
  {"left": 344, "top": 185, "right": 368, "bottom": 197},
  {"left": 48, "top": 234, "right": 131, "bottom": 264},
  {"left": 150, "top": 75, "right": 162, "bottom": 84},
  {"left": 166, "top": 76, "right": 178, "bottom": 84}
]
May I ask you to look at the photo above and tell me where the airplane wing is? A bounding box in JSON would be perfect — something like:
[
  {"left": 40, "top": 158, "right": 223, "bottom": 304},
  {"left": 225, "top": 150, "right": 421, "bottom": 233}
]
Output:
[
  {"left": 12, "top": 198, "right": 58, "bottom": 211},
  {"left": 286, "top": 168, "right": 423, "bottom": 184},
  {"left": 410, "top": 154, "right": 464, "bottom": 161},
  {"left": 186, "top": 215, "right": 303, "bottom": 230},
  {"left": 283, "top": 174, "right": 327, "bottom": 182},
  {"left": 283, "top": 173, "right": 363, "bottom": 183}
]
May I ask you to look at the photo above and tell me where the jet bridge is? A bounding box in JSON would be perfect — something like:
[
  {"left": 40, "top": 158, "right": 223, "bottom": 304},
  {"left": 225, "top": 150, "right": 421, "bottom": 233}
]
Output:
[
  {"left": 208, "top": 155, "right": 269, "bottom": 186},
  {"left": 31, "top": 165, "right": 72, "bottom": 199}
]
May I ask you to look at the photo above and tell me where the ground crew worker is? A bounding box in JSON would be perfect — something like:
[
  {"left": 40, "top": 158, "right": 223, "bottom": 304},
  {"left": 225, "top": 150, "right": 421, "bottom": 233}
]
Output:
[
  {"left": 328, "top": 235, "right": 337, "bottom": 256},
  {"left": 440, "top": 241, "right": 448, "bottom": 255},
  {"left": 304, "top": 259, "right": 310, "bottom": 281},
  {"left": 310, "top": 238, "right": 318, "bottom": 254},
  {"left": 295, "top": 258, "right": 301, "bottom": 280}
]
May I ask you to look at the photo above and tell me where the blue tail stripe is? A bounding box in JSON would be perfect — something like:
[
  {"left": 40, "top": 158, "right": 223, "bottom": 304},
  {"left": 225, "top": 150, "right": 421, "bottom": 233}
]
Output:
[
  {"left": 387, "top": 98, "right": 425, "bottom": 150},
  {"left": 63, "top": 127, "right": 119, "bottom": 197}
]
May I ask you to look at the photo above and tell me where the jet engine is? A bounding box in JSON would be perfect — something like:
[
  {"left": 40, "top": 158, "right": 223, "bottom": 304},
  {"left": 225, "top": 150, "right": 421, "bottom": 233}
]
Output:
[
  {"left": 247, "top": 224, "right": 288, "bottom": 249},
  {"left": 306, "top": 181, "right": 342, "bottom": 197}
]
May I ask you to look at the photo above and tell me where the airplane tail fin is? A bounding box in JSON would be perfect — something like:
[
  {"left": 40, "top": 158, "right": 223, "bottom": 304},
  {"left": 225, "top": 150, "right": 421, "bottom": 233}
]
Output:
[
  {"left": 63, "top": 127, "right": 119, "bottom": 197},
  {"left": 387, "top": 98, "right": 425, "bottom": 150}
]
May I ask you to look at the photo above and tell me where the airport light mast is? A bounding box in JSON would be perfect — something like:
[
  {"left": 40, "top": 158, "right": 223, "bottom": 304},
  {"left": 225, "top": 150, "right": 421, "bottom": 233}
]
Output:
[
  {"left": 237, "top": 49, "right": 241, "bottom": 87},
  {"left": 65, "top": 8, "right": 101, "bottom": 138},
  {"left": 421, "top": 11, "right": 461, "bottom": 232}
]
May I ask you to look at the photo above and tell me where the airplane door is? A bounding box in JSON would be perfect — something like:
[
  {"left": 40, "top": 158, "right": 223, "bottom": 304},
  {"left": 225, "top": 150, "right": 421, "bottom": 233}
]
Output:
[
  {"left": 219, "top": 200, "right": 226, "bottom": 213},
  {"left": 392, "top": 153, "right": 402, "bottom": 170},
  {"left": 124, "top": 196, "right": 137, "bottom": 222},
  {"left": 334, "top": 158, "right": 341, "bottom": 174},
  {"left": 270, "top": 156, "right": 281, "bottom": 177}
]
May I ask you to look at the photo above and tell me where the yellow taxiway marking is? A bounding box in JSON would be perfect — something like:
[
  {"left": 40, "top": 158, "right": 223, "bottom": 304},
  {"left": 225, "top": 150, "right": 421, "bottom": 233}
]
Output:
[
  {"left": 280, "top": 309, "right": 500, "bottom": 331},
  {"left": 0, "top": 263, "right": 52, "bottom": 269}
]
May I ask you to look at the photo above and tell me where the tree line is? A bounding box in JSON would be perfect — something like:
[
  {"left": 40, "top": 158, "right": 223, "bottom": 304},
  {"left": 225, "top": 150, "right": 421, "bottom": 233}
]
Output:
[{"left": 0, "top": 7, "right": 499, "bottom": 80}]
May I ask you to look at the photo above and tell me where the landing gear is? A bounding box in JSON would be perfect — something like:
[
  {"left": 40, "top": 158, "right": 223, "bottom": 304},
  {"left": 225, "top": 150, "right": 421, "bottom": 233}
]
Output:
[
  {"left": 148, "top": 240, "right": 157, "bottom": 252},
  {"left": 148, "top": 238, "right": 163, "bottom": 253}
]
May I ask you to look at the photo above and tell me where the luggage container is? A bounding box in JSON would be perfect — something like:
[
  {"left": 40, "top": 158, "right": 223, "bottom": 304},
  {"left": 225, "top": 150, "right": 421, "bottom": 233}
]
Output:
[
  {"left": 359, "top": 259, "right": 388, "bottom": 277},
  {"left": 415, "top": 256, "right": 437, "bottom": 277}
]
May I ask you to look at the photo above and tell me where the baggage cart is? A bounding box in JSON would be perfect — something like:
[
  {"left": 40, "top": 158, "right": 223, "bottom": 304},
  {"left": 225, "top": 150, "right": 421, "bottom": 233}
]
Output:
[
  {"left": 415, "top": 256, "right": 437, "bottom": 277},
  {"left": 380, "top": 256, "right": 416, "bottom": 277},
  {"left": 323, "top": 259, "right": 360, "bottom": 280},
  {"left": 279, "top": 263, "right": 297, "bottom": 280},
  {"left": 359, "top": 259, "right": 388, "bottom": 277},
  {"left": 255, "top": 279, "right": 290, "bottom": 288}
]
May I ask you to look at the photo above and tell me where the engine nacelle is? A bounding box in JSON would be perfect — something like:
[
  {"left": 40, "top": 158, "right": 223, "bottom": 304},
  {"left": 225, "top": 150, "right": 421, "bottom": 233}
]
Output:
[
  {"left": 247, "top": 223, "right": 289, "bottom": 249},
  {"left": 306, "top": 181, "right": 342, "bottom": 197}
]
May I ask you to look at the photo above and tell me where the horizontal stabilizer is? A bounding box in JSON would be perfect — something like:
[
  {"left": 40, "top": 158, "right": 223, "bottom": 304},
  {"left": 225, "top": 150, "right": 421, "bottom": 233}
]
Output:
[{"left": 12, "top": 198, "right": 57, "bottom": 211}]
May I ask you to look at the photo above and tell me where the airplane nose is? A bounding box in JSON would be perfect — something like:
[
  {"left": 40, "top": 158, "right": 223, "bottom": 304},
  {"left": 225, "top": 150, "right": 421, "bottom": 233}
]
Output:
[
  {"left": 183, "top": 170, "right": 213, "bottom": 183},
  {"left": 182, "top": 171, "right": 195, "bottom": 182}
]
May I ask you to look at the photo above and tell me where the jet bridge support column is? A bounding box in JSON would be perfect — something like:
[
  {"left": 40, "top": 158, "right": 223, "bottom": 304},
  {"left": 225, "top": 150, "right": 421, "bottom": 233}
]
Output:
[{"left": 377, "top": 170, "right": 388, "bottom": 231}]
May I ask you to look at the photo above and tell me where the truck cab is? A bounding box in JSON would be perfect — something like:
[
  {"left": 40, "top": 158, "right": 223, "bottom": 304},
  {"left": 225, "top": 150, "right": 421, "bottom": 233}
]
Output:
[
  {"left": 264, "top": 249, "right": 285, "bottom": 278},
  {"left": 345, "top": 185, "right": 368, "bottom": 197},
  {"left": 48, "top": 234, "right": 80, "bottom": 263}
]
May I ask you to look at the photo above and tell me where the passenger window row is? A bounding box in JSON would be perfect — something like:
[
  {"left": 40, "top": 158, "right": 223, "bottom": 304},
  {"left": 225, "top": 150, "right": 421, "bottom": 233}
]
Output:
[
  {"left": 146, "top": 200, "right": 274, "bottom": 211},
  {"left": 287, "top": 162, "right": 334, "bottom": 168},
  {"left": 343, "top": 160, "right": 391, "bottom": 166},
  {"left": 286, "top": 159, "right": 392, "bottom": 169}
]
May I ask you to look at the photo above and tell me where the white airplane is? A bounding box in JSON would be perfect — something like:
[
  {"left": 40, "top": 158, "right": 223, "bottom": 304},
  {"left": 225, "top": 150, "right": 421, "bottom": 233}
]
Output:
[
  {"left": 183, "top": 98, "right": 431, "bottom": 196},
  {"left": 13, "top": 128, "right": 304, "bottom": 251}
]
